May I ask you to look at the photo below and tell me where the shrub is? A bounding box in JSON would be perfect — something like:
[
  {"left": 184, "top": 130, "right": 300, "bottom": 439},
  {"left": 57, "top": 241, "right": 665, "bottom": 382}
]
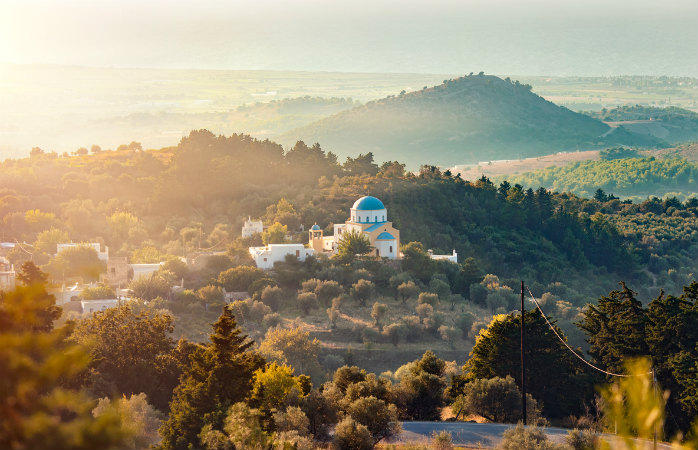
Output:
[
  {"left": 450, "top": 376, "right": 542, "bottom": 424},
  {"left": 401, "top": 315, "right": 423, "bottom": 341},
  {"left": 296, "top": 292, "right": 318, "bottom": 316},
  {"left": 371, "top": 302, "right": 388, "bottom": 330},
  {"left": 260, "top": 285, "right": 284, "bottom": 311},
  {"left": 418, "top": 292, "right": 439, "bottom": 307},
  {"left": 333, "top": 417, "right": 373, "bottom": 450},
  {"left": 397, "top": 281, "right": 419, "bottom": 303},
  {"left": 423, "top": 312, "right": 445, "bottom": 333},
  {"left": 416, "top": 302, "right": 434, "bottom": 321},
  {"left": 565, "top": 429, "right": 598, "bottom": 450},
  {"left": 383, "top": 323, "right": 406, "bottom": 347},
  {"left": 248, "top": 300, "right": 272, "bottom": 324},
  {"left": 438, "top": 325, "right": 459, "bottom": 348},
  {"left": 351, "top": 279, "right": 375, "bottom": 306},
  {"left": 454, "top": 312, "right": 476, "bottom": 339},
  {"left": 500, "top": 423, "right": 563, "bottom": 450},
  {"left": 315, "top": 280, "right": 343, "bottom": 307},
  {"left": 431, "top": 430, "right": 454, "bottom": 450},
  {"left": 262, "top": 312, "right": 282, "bottom": 329}
]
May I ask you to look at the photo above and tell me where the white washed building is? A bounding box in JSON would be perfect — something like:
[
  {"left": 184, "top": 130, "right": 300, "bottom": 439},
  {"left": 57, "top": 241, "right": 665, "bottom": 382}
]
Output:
[
  {"left": 428, "top": 249, "right": 458, "bottom": 263},
  {"left": 242, "top": 217, "right": 264, "bottom": 238},
  {"left": 57, "top": 242, "right": 109, "bottom": 262},
  {"left": 80, "top": 299, "right": 119, "bottom": 314},
  {"left": 249, "top": 244, "right": 315, "bottom": 270}
]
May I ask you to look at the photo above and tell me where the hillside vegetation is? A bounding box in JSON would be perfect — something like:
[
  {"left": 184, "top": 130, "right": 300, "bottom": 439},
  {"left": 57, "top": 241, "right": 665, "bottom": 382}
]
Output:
[
  {"left": 280, "top": 74, "right": 665, "bottom": 167},
  {"left": 499, "top": 157, "right": 697, "bottom": 200},
  {"left": 2, "top": 131, "right": 695, "bottom": 306},
  {"left": 586, "top": 105, "right": 698, "bottom": 144}
]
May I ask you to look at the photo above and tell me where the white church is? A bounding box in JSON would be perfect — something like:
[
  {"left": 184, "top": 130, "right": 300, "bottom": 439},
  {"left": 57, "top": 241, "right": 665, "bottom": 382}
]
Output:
[{"left": 249, "top": 196, "right": 456, "bottom": 269}]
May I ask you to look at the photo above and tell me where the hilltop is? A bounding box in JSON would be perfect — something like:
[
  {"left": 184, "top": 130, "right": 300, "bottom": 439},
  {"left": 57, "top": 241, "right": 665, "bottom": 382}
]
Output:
[{"left": 280, "top": 74, "right": 664, "bottom": 167}]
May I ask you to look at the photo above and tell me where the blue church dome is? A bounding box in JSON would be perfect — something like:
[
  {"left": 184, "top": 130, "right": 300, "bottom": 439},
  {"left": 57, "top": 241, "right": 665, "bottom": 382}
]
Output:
[
  {"left": 376, "top": 231, "right": 395, "bottom": 240},
  {"left": 352, "top": 196, "right": 385, "bottom": 211},
  {"left": 310, "top": 224, "right": 321, "bottom": 231}
]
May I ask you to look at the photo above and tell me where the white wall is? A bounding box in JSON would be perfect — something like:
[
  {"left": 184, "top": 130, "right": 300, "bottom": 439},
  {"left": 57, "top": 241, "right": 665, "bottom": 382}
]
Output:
[
  {"left": 250, "top": 244, "right": 315, "bottom": 270},
  {"left": 81, "top": 299, "right": 119, "bottom": 314},
  {"left": 375, "top": 239, "right": 398, "bottom": 259}
]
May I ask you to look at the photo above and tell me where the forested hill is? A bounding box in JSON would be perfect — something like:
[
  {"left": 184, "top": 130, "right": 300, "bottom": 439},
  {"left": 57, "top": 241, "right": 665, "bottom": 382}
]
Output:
[
  {"left": 279, "top": 74, "right": 663, "bottom": 167},
  {"left": 499, "top": 157, "right": 698, "bottom": 200},
  {"left": 2, "top": 131, "right": 695, "bottom": 303}
]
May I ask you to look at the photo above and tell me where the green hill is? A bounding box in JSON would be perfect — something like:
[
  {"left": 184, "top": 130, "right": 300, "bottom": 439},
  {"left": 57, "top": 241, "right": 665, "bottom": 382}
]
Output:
[
  {"left": 498, "top": 157, "right": 698, "bottom": 200},
  {"left": 279, "top": 74, "right": 663, "bottom": 167},
  {"left": 587, "top": 105, "right": 698, "bottom": 144}
]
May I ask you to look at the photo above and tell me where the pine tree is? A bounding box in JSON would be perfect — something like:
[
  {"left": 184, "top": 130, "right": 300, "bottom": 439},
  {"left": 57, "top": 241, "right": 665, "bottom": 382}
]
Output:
[{"left": 158, "top": 306, "right": 264, "bottom": 449}]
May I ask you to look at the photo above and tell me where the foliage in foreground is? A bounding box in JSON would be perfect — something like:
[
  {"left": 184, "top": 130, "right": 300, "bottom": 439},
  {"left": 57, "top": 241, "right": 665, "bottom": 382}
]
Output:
[{"left": 0, "top": 285, "right": 128, "bottom": 449}]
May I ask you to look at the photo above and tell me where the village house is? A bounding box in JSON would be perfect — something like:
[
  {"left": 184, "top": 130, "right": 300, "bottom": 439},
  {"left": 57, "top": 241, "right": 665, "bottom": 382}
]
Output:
[
  {"left": 242, "top": 216, "right": 264, "bottom": 238},
  {"left": 0, "top": 256, "right": 16, "bottom": 291},
  {"left": 249, "top": 243, "right": 315, "bottom": 270},
  {"left": 57, "top": 242, "right": 109, "bottom": 262}
]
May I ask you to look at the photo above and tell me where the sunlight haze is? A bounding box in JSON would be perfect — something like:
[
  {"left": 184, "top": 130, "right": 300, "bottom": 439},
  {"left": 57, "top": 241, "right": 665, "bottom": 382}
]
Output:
[{"left": 2, "top": 0, "right": 697, "bottom": 75}]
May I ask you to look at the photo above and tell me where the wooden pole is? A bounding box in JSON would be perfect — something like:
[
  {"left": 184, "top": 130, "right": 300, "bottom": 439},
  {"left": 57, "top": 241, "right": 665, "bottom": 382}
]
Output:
[{"left": 521, "top": 280, "right": 527, "bottom": 425}]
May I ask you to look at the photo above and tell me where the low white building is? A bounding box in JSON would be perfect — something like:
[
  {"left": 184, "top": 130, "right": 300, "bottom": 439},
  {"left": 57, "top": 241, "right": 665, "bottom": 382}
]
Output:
[
  {"left": 57, "top": 242, "right": 109, "bottom": 262},
  {"left": 242, "top": 217, "right": 264, "bottom": 238},
  {"left": 249, "top": 244, "right": 315, "bottom": 270},
  {"left": 130, "top": 263, "right": 162, "bottom": 281},
  {"left": 80, "top": 298, "right": 119, "bottom": 314},
  {"left": 0, "top": 257, "right": 16, "bottom": 291},
  {"left": 428, "top": 249, "right": 458, "bottom": 263}
]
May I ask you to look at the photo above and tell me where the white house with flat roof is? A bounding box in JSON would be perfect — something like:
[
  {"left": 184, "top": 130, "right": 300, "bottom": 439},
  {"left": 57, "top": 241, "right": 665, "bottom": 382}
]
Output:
[
  {"left": 0, "top": 257, "right": 16, "bottom": 291},
  {"left": 80, "top": 298, "right": 119, "bottom": 314},
  {"left": 57, "top": 242, "right": 109, "bottom": 262},
  {"left": 249, "top": 243, "right": 315, "bottom": 270},
  {"left": 427, "top": 249, "right": 458, "bottom": 263}
]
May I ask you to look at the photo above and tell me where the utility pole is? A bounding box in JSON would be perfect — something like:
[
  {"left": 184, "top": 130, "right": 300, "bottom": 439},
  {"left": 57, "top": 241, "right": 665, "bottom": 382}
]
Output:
[
  {"left": 521, "top": 280, "right": 527, "bottom": 426},
  {"left": 653, "top": 366, "right": 658, "bottom": 450}
]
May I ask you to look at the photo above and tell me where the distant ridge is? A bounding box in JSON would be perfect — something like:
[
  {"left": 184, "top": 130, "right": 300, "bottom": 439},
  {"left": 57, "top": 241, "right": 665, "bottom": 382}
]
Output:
[{"left": 279, "top": 74, "right": 664, "bottom": 167}]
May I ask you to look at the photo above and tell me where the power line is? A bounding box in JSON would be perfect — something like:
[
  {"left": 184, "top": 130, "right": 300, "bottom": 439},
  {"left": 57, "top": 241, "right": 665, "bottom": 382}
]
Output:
[{"left": 526, "top": 287, "right": 650, "bottom": 378}]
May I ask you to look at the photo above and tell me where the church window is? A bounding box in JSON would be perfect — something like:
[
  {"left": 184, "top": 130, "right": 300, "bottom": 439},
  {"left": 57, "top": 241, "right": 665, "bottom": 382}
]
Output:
[{"left": 390, "top": 245, "right": 393, "bottom": 253}]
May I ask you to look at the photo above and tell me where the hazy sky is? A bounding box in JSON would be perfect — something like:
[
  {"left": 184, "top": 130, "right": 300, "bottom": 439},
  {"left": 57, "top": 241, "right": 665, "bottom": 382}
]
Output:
[{"left": 1, "top": 0, "right": 697, "bottom": 76}]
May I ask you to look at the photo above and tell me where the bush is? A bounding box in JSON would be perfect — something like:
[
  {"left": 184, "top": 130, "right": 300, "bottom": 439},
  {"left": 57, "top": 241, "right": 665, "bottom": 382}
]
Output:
[
  {"left": 333, "top": 417, "right": 373, "bottom": 450},
  {"left": 296, "top": 292, "right": 318, "bottom": 316},
  {"left": 383, "top": 323, "right": 406, "bottom": 347},
  {"left": 438, "top": 325, "right": 459, "bottom": 348},
  {"left": 450, "top": 376, "right": 542, "bottom": 424},
  {"left": 565, "top": 429, "right": 598, "bottom": 450},
  {"left": 262, "top": 312, "right": 282, "bottom": 329},
  {"left": 260, "top": 285, "right": 284, "bottom": 311},
  {"left": 431, "top": 430, "right": 454, "bottom": 450},
  {"left": 423, "top": 312, "right": 445, "bottom": 333},
  {"left": 248, "top": 300, "right": 272, "bottom": 324},
  {"left": 401, "top": 316, "right": 423, "bottom": 341},
  {"left": 416, "top": 302, "right": 434, "bottom": 321},
  {"left": 371, "top": 302, "right": 388, "bottom": 329},
  {"left": 454, "top": 312, "right": 476, "bottom": 339},
  {"left": 500, "top": 423, "right": 563, "bottom": 450},
  {"left": 418, "top": 292, "right": 439, "bottom": 307}
]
